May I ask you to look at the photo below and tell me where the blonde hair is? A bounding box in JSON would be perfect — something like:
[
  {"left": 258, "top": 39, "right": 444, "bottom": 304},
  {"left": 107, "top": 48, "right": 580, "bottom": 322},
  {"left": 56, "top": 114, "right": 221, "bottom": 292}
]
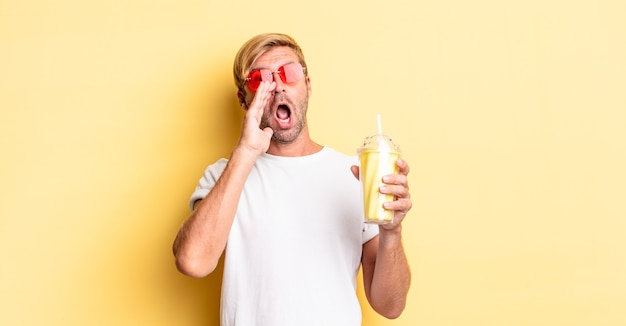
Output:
[{"left": 233, "top": 33, "right": 308, "bottom": 91}]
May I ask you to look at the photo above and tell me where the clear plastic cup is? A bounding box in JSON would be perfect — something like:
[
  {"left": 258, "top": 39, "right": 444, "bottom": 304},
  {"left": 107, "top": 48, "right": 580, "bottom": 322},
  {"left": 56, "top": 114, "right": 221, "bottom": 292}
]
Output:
[{"left": 357, "top": 133, "right": 401, "bottom": 224}]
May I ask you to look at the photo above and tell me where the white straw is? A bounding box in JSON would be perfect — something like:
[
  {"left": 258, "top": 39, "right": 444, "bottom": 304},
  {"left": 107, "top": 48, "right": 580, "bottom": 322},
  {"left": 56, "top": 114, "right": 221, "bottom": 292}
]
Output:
[{"left": 376, "top": 114, "right": 382, "bottom": 134}]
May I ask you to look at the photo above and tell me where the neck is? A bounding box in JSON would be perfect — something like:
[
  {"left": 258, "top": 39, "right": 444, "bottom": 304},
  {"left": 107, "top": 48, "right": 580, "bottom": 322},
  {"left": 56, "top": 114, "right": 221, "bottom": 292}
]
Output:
[{"left": 266, "top": 132, "right": 323, "bottom": 157}]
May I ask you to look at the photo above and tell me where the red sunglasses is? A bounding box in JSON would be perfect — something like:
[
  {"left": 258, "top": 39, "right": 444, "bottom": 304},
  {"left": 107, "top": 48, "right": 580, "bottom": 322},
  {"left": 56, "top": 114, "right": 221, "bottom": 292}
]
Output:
[{"left": 243, "top": 62, "right": 305, "bottom": 92}]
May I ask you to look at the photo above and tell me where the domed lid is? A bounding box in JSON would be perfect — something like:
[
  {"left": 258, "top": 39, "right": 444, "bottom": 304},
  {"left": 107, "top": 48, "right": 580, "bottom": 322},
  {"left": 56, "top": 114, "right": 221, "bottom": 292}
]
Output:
[{"left": 358, "top": 133, "right": 401, "bottom": 153}]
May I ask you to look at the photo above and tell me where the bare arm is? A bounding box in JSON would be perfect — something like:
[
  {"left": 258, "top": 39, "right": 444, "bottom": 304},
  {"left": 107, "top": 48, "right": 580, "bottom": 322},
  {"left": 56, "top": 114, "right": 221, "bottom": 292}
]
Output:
[
  {"left": 172, "top": 81, "right": 276, "bottom": 278},
  {"left": 172, "top": 148, "right": 257, "bottom": 277},
  {"left": 353, "top": 159, "right": 412, "bottom": 318},
  {"left": 362, "top": 229, "right": 411, "bottom": 319}
]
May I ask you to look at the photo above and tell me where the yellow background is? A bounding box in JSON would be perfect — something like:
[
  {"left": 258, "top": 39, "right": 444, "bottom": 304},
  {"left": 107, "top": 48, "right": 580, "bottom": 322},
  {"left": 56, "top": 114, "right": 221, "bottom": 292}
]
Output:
[{"left": 1, "top": 0, "right": 625, "bottom": 325}]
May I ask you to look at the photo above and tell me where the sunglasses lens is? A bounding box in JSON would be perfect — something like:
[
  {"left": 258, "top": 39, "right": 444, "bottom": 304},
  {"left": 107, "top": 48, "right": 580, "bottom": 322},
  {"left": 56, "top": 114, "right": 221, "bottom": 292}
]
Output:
[
  {"left": 279, "top": 63, "right": 304, "bottom": 83},
  {"left": 246, "top": 70, "right": 262, "bottom": 92}
]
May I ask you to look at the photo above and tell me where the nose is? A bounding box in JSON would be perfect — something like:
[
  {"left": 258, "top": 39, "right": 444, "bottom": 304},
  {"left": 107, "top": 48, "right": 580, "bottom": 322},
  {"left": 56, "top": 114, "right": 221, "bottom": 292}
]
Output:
[{"left": 272, "top": 71, "right": 285, "bottom": 93}]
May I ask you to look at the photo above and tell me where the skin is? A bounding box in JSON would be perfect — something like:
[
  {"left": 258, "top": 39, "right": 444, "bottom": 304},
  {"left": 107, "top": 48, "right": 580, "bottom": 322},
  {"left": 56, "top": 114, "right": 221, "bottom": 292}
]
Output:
[{"left": 173, "top": 46, "right": 412, "bottom": 319}]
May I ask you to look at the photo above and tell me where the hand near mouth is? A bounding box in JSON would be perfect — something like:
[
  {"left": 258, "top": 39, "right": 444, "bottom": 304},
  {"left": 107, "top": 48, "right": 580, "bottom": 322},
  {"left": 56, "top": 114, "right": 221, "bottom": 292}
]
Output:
[{"left": 238, "top": 81, "right": 276, "bottom": 157}]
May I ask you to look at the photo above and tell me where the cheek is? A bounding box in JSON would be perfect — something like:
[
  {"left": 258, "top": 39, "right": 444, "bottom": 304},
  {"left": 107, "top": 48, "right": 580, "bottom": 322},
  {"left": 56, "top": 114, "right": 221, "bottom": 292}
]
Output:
[{"left": 243, "top": 93, "right": 255, "bottom": 108}]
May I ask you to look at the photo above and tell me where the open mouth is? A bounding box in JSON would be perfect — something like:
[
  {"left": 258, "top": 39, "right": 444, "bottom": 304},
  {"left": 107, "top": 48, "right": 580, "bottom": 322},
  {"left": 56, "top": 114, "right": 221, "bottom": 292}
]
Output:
[{"left": 276, "top": 104, "right": 291, "bottom": 122}]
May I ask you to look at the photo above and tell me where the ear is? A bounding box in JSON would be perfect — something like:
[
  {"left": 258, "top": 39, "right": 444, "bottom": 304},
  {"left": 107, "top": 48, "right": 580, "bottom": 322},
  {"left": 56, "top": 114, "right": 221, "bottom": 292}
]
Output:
[
  {"left": 306, "top": 76, "right": 312, "bottom": 96},
  {"left": 237, "top": 90, "right": 248, "bottom": 110}
]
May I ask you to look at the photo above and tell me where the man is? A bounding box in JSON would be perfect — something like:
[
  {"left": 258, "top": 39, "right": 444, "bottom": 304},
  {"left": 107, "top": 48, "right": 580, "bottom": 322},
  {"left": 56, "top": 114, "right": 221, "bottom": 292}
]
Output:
[{"left": 173, "top": 33, "right": 412, "bottom": 325}]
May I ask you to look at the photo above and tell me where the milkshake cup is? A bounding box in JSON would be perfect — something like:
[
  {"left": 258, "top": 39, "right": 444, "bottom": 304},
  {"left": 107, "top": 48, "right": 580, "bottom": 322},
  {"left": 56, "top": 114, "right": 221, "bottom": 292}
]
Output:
[{"left": 357, "top": 132, "right": 401, "bottom": 224}]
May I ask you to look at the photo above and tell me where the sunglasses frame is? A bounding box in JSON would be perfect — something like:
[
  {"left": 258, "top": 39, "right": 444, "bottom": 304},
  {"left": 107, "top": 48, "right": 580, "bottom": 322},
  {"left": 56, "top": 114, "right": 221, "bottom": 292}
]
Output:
[{"left": 242, "top": 62, "right": 306, "bottom": 92}]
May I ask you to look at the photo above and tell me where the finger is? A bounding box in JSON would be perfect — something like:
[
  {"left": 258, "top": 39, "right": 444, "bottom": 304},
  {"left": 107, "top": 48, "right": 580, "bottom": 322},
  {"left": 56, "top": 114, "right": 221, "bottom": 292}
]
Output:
[
  {"left": 262, "top": 126, "right": 274, "bottom": 139},
  {"left": 380, "top": 183, "right": 409, "bottom": 198},
  {"left": 382, "top": 173, "right": 408, "bottom": 187},
  {"left": 396, "top": 158, "right": 410, "bottom": 176},
  {"left": 250, "top": 81, "right": 275, "bottom": 110},
  {"left": 244, "top": 82, "right": 275, "bottom": 126},
  {"left": 383, "top": 197, "right": 412, "bottom": 212}
]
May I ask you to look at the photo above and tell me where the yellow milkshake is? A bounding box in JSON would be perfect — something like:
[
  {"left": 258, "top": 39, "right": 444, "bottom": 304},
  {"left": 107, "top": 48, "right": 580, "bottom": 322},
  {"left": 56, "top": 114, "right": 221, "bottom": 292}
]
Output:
[{"left": 358, "top": 134, "right": 401, "bottom": 224}]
